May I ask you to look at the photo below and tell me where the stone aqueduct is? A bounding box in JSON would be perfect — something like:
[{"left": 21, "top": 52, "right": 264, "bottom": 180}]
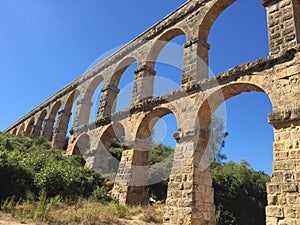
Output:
[{"left": 4, "top": 0, "right": 300, "bottom": 224}]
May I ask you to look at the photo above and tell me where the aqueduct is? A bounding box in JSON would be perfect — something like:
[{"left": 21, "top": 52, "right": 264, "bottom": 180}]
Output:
[{"left": 5, "top": 0, "right": 300, "bottom": 224}]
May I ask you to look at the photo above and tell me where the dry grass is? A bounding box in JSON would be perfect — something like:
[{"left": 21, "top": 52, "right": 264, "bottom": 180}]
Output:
[
  {"left": 127, "top": 204, "right": 164, "bottom": 224},
  {"left": 2, "top": 198, "right": 164, "bottom": 225}
]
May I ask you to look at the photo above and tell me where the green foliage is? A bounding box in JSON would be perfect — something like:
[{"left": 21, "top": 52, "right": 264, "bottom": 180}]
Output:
[
  {"left": 34, "top": 190, "right": 61, "bottom": 221},
  {"left": 0, "top": 196, "right": 16, "bottom": 212},
  {"left": 212, "top": 160, "right": 270, "bottom": 225},
  {"left": 109, "top": 138, "right": 123, "bottom": 161},
  {"left": 113, "top": 202, "right": 128, "bottom": 218},
  {"left": 208, "top": 115, "right": 228, "bottom": 162},
  {"left": 0, "top": 133, "right": 104, "bottom": 202},
  {"left": 92, "top": 186, "right": 114, "bottom": 203},
  {"left": 0, "top": 132, "right": 270, "bottom": 225},
  {"left": 148, "top": 143, "right": 173, "bottom": 200}
]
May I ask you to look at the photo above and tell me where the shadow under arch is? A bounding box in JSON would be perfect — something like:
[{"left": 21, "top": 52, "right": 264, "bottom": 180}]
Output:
[
  {"left": 17, "top": 123, "right": 25, "bottom": 136},
  {"left": 33, "top": 109, "right": 47, "bottom": 136},
  {"left": 24, "top": 117, "right": 35, "bottom": 136},
  {"left": 43, "top": 100, "right": 62, "bottom": 141},
  {"left": 49, "top": 101, "right": 62, "bottom": 122},
  {"left": 11, "top": 128, "right": 17, "bottom": 135}
]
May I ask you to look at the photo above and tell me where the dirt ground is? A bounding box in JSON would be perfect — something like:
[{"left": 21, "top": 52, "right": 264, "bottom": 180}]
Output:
[
  {"left": 0, "top": 212, "right": 158, "bottom": 225},
  {"left": 0, "top": 213, "right": 37, "bottom": 225}
]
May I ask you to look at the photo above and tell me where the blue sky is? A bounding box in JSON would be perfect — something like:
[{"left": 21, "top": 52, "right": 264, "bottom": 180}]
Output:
[{"left": 0, "top": 0, "right": 273, "bottom": 174}]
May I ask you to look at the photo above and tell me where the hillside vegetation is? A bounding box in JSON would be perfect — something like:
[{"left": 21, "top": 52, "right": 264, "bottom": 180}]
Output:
[{"left": 0, "top": 132, "right": 270, "bottom": 225}]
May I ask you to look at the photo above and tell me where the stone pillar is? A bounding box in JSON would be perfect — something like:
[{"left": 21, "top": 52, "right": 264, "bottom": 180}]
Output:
[
  {"left": 41, "top": 118, "right": 55, "bottom": 141},
  {"left": 182, "top": 37, "right": 210, "bottom": 88},
  {"left": 266, "top": 107, "right": 300, "bottom": 224},
  {"left": 52, "top": 110, "right": 72, "bottom": 149},
  {"left": 72, "top": 98, "right": 93, "bottom": 128},
  {"left": 263, "top": 0, "right": 300, "bottom": 55},
  {"left": 111, "top": 141, "right": 149, "bottom": 205},
  {"left": 96, "top": 85, "right": 120, "bottom": 123},
  {"left": 130, "top": 64, "right": 156, "bottom": 107},
  {"left": 163, "top": 129, "right": 215, "bottom": 225}
]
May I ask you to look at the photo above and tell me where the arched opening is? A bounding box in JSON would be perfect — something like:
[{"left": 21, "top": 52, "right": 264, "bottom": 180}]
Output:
[
  {"left": 43, "top": 101, "right": 62, "bottom": 141},
  {"left": 87, "top": 76, "right": 104, "bottom": 123},
  {"left": 67, "top": 92, "right": 80, "bottom": 137},
  {"left": 207, "top": 0, "right": 268, "bottom": 76},
  {"left": 71, "top": 133, "right": 89, "bottom": 166},
  {"left": 24, "top": 117, "right": 35, "bottom": 136},
  {"left": 94, "top": 122, "right": 125, "bottom": 179},
  {"left": 11, "top": 128, "right": 17, "bottom": 135},
  {"left": 196, "top": 83, "right": 273, "bottom": 224},
  {"left": 52, "top": 90, "right": 80, "bottom": 150},
  {"left": 17, "top": 124, "right": 25, "bottom": 136},
  {"left": 136, "top": 107, "right": 179, "bottom": 203},
  {"left": 148, "top": 29, "right": 187, "bottom": 97},
  {"left": 73, "top": 75, "right": 105, "bottom": 126},
  {"left": 33, "top": 109, "right": 47, "bottom": 136},
  {"left": 111, "top": 58, "right": 137, "bottom": 112}
]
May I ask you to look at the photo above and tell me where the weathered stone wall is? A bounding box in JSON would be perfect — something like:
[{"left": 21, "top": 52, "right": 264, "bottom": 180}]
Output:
[{"left": 263, "top": 0, "right": 300, "bottom": 55}]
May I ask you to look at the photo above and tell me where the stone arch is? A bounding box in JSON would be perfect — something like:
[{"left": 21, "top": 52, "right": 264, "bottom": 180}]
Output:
[
  {"left": 63, "top": 89, "right": 81, "bottom": 112},
  {"left": 100, "top": 122, "right": 125, "bottom": 151},
  {"left": 84, "top": 75, "right": 104, "bottom": 101},
  {"left": 49, "top": 101, "right": 62, "bottom": 121},
  {"left": 42, "top": 100, "right": 62, "bottom": 141},
  {"left": 198, "top": 0, "right": 236, "bottom": 42},
  {"left": 11, "top": 128, "right": 17, "bottom": 135},
  {"left": 197, "top": 82, "right": 270, "bottom": 130},
  {"left": 110, "top": 57, "right": 137, "bottom": 88},
  {"left": 99, "top": 57, "right": 138, "bottom": 115},
  {"left": 93, "top": 122, "right": 125, "bottom": 177},
  {"left": 24, "top": 117, "right": 35, "bottom": 136},
  {"left": 52, "top": 90, "right": 81, "bottom": 149},
  {"left": 71, "top": 133, "right": 90, "bottom": 156},
  {"left": 136, "top": 106, "right": 181, "bottom": 140},
  {"left": 33, "top": 109, "right": 47, "bottom": 136},
  {"left": 189, "top": 81, "right": 274, "bottom": 224},
  {"left": 112, "top": 106, "right": 181, "bottom": 205},
  {"left": 75, "top": 74, "right": 104, "bottom": 126},
  {"left": 17, "top": 124, "right": 25, "bottom": 136},
  {"left": 146, "top": 28, "right": 187, "bottom": 68}
]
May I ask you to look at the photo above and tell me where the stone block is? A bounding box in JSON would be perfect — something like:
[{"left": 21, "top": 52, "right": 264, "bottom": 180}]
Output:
[{"left": 266, "top": 206, "right": 284, "bottom": 218}]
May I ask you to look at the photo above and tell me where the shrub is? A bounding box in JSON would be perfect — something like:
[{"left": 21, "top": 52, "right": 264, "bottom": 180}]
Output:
[{"left": 0, "top": 133, "right": 105, "bottom": 202}]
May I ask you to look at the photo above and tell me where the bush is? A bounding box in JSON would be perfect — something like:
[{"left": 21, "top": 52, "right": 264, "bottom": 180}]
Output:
[
  {"left": 0, "top": 133, "right": 105, "bottom": 202},
  {"left": 92, "top": 186, "right": 113, "bottom": 203}
]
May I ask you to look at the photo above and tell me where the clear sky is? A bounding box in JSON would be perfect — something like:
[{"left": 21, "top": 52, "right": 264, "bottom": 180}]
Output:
[{"left": 0, "top": 0, "right": 274, "bottom": 174}]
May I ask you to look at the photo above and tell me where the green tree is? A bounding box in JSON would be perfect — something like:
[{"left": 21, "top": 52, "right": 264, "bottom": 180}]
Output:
[
  {"left": 208, "top": 115, "right": 228, "bottom": 162},
  {"left": 211, "top": 160, "right": 270, "bottom": 225}
]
